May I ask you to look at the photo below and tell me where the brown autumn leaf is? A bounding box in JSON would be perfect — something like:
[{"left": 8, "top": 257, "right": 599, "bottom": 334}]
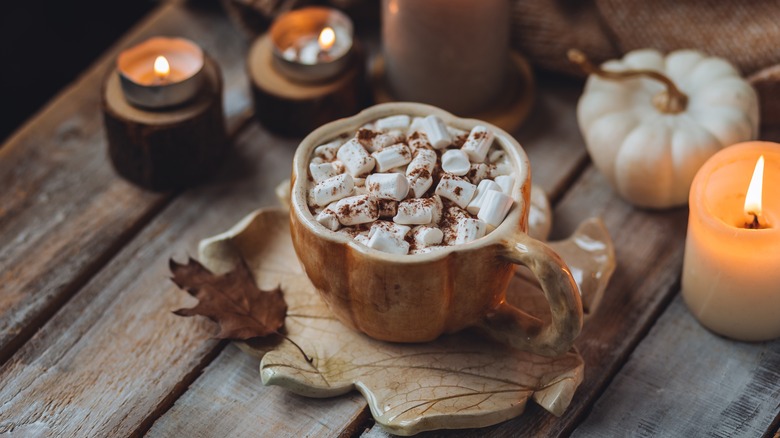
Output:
[{"left": 170, "top": 257, "right": 287, "bottom": 340}]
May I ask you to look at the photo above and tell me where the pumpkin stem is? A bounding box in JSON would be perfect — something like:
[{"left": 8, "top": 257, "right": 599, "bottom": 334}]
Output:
[{"left": 567, "top": 49, "right": 688, "bottom": 114}]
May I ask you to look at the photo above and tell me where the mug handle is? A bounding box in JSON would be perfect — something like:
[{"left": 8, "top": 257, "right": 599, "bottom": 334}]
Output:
[{"left": 476, "top": 230, "right": 584, "bottom": 357}]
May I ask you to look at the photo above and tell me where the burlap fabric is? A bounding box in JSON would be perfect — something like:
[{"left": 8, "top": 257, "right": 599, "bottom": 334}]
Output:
[{"left": 511, "top": 0, "right": 780, "bottom": 125}]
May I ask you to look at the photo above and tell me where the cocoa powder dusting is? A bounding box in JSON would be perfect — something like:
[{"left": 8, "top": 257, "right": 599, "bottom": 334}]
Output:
[
  {"left": 306, "top": 115, "right": 508, "bottom": 254},
  {"left": 357, "top": 128, "right": 379, "bottom": 142}
]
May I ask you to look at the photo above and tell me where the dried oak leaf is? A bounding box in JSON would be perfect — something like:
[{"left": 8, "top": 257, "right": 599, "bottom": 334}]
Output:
[{"left": 170, "top": 257, "right": 286, "bottom": 340}]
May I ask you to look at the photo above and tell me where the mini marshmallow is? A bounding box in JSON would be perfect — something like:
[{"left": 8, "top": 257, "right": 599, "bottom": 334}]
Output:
[
  {"left": 490, "top": 160, "right": 513, "bottom": 177},
  {"left": 454, "top": 218, "right": 486, "bottom": 244},
  {"left": 334, "top": 195, "right": 379, "bottom": 225},
  {"left": 375, "top": 115, "right": 411, "bottom": 132},
  {"left": 478, "top": 190, "right": 514, "bottom": 228},
  {"left": 494, "top": 175, "right": 515, "bottom": 195},
  {"left": 367, "top": 227, "right": 410, "bottom": 255},
  {"left": 315, "top": 203, "right": 340, "bottom": 231},
  {"left": 434, "top": 174, "right": 477, "bottom": 208},
  {"left": 372, "top": 143, "right": 412, "bottom": 172},
  {"left": 407, "top": 175, "right": 432, "bottom": 199},
  {"left": 354, "top": 233, "right": 371, "bottom": 246},
  {"left": 356, "top": 128, "right": 404, "bottom": 152},
  {"left": 461, "top": 126, "right": 494, "bottom": 163},
  {"left": 332, "top": 160, "right": 346, "bottom": 174},
  {"left": 409, "top": 116, "right": 426, "bottom": 134},
  {"left": 412, "top": 225, "right": 443, "bottom": 247},
  {"left": 377, "top": 199, "right": 398, "bottom": 218},
  {"left": 372, "top": 132, "right": 404, "bottom": 151},
  {"left": 440, "top": 204, "right": 470, "bottom": 244},
  {"left": 311, "top": 173, "right": 354, "bottom": 206},
  {"left": 441, "top": 149, "right": 471, "bottom": 176},
  {"left": 354, "top": 185, "right": 369, "bottom": 196},
  {"left": 488, "top": 149, "right": 505, "bottom": 163},
  {"left": 407, "top": 131, "right": 433, "bottom": 153},
  {"left": 466, "top": 163, "right": 490, "bottom": 184},
  {"left": 337, "top": 138, "right": 375, "bottom": 176},
  {"left": 309, "top": 162, "right": 338, "bottom": 182},
  {"left": 422, "top": 115, "right": 452, "bottom": 149},
  {"left": 393, "top": 197, "right": 439, "bottom": 225},
  {"left": 354, "top": 177, "right": 366, "bottom": 187},
  {"left": 369, "top": 220, "right": 411, "bottom": 239},
  {"left": 314, "top": 139, "right": 342, "bottom": 161},
  {"left": 406, "top": 148, "right": 436, "bottom": 197},
  {"left": 432, "top": 194, "right": 444, "bottom": 223},
  {"left": 467, "top": 179, "right": 503, "bottom": 215},
  {"left": 366, "top": 173, "right": 409, "bottom": 201}
]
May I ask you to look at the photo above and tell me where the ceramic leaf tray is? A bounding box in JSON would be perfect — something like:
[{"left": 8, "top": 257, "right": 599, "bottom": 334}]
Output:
[{"left": 198, "top": 199, "right": 614, "bottom": 435}]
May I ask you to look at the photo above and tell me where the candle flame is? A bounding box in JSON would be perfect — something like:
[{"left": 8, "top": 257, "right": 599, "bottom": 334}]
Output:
[
  {"left": 154, "top": 55, "right": 170, "bottom": 80},
  {"left": 744, "top": 155, "right": 765, "bottom": 216},
  {"left": 318, "top": 27, "right": 336, "bottom": 51}
]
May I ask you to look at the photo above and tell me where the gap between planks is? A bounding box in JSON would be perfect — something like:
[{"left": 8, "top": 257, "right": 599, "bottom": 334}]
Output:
[{"left": 0, "top": 1, "right": 252, "bottom": 366}]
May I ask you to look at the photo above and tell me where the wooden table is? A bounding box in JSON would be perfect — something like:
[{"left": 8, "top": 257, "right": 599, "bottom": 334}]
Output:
[{"left": 1, "top": 2, "right": 779, "bottom": 437}]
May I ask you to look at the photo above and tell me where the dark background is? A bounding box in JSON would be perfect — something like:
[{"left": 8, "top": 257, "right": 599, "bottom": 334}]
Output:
[{"left": 0, "top": 0, "right": 156, "bottom": 143}]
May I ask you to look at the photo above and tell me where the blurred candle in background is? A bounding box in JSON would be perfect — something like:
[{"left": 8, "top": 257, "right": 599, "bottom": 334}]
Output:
[
  {"left": 117, "top": 36, "right": 205, "bottom": 109},
  {"left": 382, "top": 0, "right": 510, "bottom": 115}
]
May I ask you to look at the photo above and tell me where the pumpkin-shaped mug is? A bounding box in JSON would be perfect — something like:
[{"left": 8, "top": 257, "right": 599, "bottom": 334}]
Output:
[{"left": 290, "top": 103, "right": 583, "bottom": 357}]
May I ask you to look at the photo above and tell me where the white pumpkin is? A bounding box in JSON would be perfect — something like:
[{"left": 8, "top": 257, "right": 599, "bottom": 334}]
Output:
[{"left": 573, "top": 49, "right": 759, "bottom": 208}]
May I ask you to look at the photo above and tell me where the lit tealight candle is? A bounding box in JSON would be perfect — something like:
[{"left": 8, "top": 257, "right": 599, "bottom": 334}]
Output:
[
  {"left": 270, "top": 7, "right": 353, "bottom": 83},
  {"left": 682, "top": 141, "right": 780, "bottom": 341},
  {"left": 117, "top": 37, "right": 205, "bottom": 108}
]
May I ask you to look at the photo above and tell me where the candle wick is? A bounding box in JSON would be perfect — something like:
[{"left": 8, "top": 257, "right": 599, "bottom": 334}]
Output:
[{"left": 746, "top": 212, "right": 762, "bottom": 229}]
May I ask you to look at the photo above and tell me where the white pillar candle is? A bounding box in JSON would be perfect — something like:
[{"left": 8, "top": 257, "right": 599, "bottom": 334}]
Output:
[
  {"left": 682, "top": 141, "right": 780, "bottom": 341},
  {"left": 381, "top": 0, "right": 509, "bottom": 115}
]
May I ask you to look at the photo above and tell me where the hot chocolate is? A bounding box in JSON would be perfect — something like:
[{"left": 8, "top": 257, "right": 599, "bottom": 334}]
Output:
[{"left": 307, "top": 114, "right": 516, "bottom": 255}]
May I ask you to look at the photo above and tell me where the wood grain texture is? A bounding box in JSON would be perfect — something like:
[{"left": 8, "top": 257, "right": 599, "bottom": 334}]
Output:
[
  {"left": 0, "top": 123, "right": 304, "bottom": 436},
  {"left": 514, "top": 75, "right": 589, "bottom": 203},
  {"left": 146, "top": 344, "right": 370, "bottom": 438},
  {"left": 0, "top": 2, "right": 249, "bottom": 364},
  {"left": 572, "top": 295, "right": 780, "bottom": 438},
  {"left": 361, "top": 167, "right": 688, "bottom": 437}
]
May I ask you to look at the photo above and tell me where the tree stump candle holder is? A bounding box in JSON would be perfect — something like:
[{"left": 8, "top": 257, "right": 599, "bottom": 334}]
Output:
[
  {"left": 102, "top": 55, "right": 228, "bottom": 191},
  {"left": 247, "top": 33, "right": 368, "bottom": 137}
]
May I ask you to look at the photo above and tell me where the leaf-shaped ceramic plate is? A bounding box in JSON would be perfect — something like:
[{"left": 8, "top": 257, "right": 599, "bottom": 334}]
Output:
[{"left": 198, "top": 207, "right": 614, "bottom": 435}]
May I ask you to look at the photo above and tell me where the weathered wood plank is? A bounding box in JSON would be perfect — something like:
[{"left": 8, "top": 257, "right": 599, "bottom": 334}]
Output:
[
  {"left": 0, "top": 123, "right": 306, "bottom": 437},
  {"left": 146, "top": 344, "right": 372, "bottom": 438},
  {"left": 517, "top": 74, "right": 590, "bottom": 202},
  {"left": 143, "top": 77, "right": 589, "bottom": 437},
  {"left": 0, "top": 2, "right": 250, "bottom": 364},
  {"left": 361, "top": 166, "right": 688, "bottom": 437},
  {"left": 572, "top": 295, "right": 780, "bottom": 438}
]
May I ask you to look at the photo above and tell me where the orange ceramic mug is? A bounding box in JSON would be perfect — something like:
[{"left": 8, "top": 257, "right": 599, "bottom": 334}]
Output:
[{"left": 290, "top": 103, "right": 583, "bottom": 357}]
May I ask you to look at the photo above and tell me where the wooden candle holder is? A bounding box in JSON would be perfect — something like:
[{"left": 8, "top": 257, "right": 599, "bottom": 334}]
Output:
[
  {"left": 247, "top": 34, "right": 368, "bottom": 137},
  {"left": 102, "top": 55, "right": 228, "bottom": 191}
]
